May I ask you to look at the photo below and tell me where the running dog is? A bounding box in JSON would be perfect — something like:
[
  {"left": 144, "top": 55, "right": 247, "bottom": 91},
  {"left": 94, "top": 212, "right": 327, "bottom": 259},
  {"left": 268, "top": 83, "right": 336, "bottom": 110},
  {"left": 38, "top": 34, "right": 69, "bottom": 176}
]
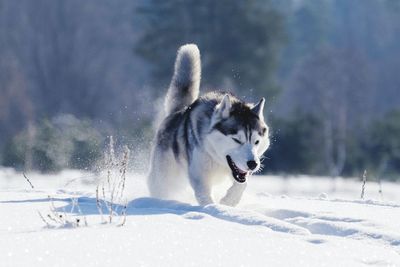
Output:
[{"left": 147, "top": 44, "right": 270, "bottom": 206}]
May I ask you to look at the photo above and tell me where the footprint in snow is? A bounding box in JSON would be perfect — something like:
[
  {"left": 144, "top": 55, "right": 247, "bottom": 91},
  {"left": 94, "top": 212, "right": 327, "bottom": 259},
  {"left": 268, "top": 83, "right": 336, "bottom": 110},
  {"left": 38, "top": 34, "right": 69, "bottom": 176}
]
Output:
[{"left": 183, "top": 212, "right": 206, "bottom": 220}]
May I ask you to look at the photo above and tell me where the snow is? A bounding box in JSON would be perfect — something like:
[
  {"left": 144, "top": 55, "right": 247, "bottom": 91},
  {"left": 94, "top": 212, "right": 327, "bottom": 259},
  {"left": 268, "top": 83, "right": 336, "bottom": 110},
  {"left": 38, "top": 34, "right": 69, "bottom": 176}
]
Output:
[{"left": 1, "top": 168, "right": 400, "bottom": 266}]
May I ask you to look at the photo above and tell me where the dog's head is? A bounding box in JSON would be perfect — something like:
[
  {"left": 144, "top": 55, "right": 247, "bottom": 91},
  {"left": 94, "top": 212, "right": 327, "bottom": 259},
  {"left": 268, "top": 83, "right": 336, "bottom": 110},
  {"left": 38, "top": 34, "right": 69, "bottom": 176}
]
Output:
[{"left": 206, "top": 94, "right": 270, "bottom": 183}]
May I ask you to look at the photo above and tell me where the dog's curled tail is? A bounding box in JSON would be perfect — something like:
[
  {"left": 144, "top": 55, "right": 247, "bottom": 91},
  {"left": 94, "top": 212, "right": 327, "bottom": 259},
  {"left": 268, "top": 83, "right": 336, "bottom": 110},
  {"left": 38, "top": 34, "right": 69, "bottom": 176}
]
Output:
[{"left": 165, "top": 44, "right": 201, "bottom": 115}]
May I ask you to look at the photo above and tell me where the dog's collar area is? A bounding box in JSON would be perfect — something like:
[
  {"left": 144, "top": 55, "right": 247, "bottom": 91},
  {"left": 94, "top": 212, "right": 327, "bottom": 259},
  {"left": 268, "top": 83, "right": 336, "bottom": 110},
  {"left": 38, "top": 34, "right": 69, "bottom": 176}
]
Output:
[{"left": 226, "top": 155, "right": 248, "bottom": 183}]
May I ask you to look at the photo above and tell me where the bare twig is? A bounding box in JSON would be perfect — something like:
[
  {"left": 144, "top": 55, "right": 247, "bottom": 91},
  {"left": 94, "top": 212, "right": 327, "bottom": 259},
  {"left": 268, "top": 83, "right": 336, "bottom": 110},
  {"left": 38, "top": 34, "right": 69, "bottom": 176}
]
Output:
[
  {"left": 73, "top": 197, "right": 88, "bottom": 227},
  {"left": 116, "top": 146, "right": 130, "bottom": 202},
  {"left": 37, "top": 211, "right": 51, "bottom": 227},
  {"left": 96, "top": 185, "right": 105, "bottom": 223},
  {"left": 361, "top": 170, "right": 367, "bottom": 199},
  {"left": 118, "top": 201, "right": 128, "bottom": 227},
  {"left": 22, "top": 172, "right": 34, "bottom": 189},
  {"left": 378, "top": 176, "right": 383, "bottom": 198}
]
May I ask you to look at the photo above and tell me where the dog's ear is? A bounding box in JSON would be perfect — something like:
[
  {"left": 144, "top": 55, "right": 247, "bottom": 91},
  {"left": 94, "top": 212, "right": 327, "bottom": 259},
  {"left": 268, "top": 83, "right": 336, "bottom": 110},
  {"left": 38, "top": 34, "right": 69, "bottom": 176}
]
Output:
[
  {"left": 214, "top": 94, "right": 231, "bottom": 119},
  {"left": 251, "top": 98, "right": 265, "bottom": 120}
]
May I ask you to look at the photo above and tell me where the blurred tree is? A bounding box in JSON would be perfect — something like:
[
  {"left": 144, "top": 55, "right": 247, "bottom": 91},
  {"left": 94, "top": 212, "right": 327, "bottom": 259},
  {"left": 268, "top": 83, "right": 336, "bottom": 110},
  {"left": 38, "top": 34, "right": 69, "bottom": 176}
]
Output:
[
  {"left": 264, "top": 112, "right": 323, "bottom": 174},
  {"left": 135, "top": 0, "right": 285, "bottom": 99},
  {"left": 0, "top": 55, "right": 33, "bottom": 151},
  {"left": 0, "top": 0, "right": 149, "bottom": 154},
  {"left": 2, "top": 114, "right": 103, "bottom": 172},
  {"left": 367, "top": 110, "right": 400, "bottom": 179},
  {"left": 287, "top": 46, "right": 376, "bottom": 177},
  {"left": 274, "top": 0, "right": 332, "bottom": 76}
]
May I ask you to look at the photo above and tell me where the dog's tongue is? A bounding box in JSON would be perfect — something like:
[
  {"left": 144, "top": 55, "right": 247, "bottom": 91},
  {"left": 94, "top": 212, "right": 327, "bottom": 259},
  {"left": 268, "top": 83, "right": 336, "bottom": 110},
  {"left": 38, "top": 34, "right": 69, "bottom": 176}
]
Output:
[
  {"left": 236, "top": 170, "right": 250, "bottom": 181},
  {"left": 238, "top": 169, "right": 248, "bottom": 175}
]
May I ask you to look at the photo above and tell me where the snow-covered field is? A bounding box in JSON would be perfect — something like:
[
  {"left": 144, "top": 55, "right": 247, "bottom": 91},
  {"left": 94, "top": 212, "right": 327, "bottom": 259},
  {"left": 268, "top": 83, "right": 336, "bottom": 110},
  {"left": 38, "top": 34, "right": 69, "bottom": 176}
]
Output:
[{"left": 1, "top": 167, "right": 400, "bottom": 266}]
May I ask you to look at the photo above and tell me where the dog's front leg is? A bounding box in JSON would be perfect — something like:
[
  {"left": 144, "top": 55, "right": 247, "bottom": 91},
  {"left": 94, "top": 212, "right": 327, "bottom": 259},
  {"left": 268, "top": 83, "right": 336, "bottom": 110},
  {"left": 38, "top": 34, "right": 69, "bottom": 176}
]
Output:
[
  {"left": 189, "top": 173, "right": 213, "bottom": 205},
  {"left": 189, "top": 149, "right": 214, "bottom": 205},
  {"left": 220, "top": 182, "right": 247, "bottom": 206}
]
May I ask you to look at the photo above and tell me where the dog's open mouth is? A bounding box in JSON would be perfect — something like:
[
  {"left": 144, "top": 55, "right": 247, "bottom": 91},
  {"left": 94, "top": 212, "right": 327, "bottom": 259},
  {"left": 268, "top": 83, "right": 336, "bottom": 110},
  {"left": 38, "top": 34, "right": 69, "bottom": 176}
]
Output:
[{"left": 226, "top": 155, "right": 249, "bottom": 183}]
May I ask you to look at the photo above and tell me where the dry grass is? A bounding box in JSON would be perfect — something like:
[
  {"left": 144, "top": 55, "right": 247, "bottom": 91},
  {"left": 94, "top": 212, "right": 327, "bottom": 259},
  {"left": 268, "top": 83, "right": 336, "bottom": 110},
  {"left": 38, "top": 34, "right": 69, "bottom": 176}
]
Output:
[
  {"left": 38, "top": 135, "right": 130, "bottom": 228},
  {"left": 38, "top": 196, "right": 88, "bottom": 228},
  {"left": 95, "top": 136, "right": 130, "bottom": 226}
]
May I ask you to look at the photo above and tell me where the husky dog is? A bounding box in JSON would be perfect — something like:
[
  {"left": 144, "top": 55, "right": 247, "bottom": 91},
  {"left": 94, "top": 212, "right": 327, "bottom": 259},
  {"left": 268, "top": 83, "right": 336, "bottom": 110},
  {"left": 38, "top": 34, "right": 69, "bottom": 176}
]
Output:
[{"left": 147, "top": 44, "right": 270, "bottom": 206}]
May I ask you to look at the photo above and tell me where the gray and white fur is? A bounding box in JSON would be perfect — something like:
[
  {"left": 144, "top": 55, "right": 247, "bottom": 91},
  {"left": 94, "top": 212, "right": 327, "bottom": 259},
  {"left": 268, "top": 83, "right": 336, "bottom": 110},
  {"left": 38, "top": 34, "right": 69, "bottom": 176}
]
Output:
[{"left": 148, "top": 44, "right": 270, "bottom": 206}]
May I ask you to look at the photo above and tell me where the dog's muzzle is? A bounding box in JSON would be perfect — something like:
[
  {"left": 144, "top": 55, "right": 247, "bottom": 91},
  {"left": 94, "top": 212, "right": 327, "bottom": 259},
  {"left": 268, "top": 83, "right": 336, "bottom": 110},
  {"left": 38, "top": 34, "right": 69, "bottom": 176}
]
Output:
[{"left": 226, "top": 155, "right": 249, "bottom": 183}]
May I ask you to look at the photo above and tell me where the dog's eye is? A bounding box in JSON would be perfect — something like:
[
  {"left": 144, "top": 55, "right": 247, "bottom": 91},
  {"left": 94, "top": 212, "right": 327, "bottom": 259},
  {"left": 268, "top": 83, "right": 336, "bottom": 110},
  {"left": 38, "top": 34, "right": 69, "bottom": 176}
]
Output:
[
  {"left": 232, "top": 138, "right": 242, "bottom": 144},
  {"left": 255, "top": 140, "right": 260, "bottom": 145}
]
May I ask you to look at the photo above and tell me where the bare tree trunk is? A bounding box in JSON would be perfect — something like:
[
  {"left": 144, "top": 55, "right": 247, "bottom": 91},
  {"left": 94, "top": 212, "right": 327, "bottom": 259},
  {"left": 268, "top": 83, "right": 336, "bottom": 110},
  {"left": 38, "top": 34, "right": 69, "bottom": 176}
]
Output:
[
  {"left": 323, "top": 118, "right": 336, "bottom": 176},
  {"left": 24, "top": 121, "right": 36, "bottom": 172},
  {"left": 334, "top": 104, "right": 347, "bottom": 177},
  {"left": 324, "top": 104, "right": 347, "bottom": 192},
  {"left": 323, "top": 118, "right": 337, "bottom": 191}
]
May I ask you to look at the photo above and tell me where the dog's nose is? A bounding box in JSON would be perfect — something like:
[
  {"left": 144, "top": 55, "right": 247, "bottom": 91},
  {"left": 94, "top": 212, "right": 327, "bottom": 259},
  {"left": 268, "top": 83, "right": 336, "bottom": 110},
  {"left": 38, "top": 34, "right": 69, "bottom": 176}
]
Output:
[{"left": 247, "top": 160, "right": 258, "bottom": 171}]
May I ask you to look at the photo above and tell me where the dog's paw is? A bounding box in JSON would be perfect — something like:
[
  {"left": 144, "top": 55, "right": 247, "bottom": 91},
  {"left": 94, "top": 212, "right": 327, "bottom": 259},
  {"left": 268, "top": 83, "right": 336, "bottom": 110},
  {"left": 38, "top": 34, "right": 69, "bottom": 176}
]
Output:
[
  {"left": 219, "top": 196, "right": 240, "bottom": 207},
  {"left": 196, "top": 196, "right": 214, "bottom": 206}
]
